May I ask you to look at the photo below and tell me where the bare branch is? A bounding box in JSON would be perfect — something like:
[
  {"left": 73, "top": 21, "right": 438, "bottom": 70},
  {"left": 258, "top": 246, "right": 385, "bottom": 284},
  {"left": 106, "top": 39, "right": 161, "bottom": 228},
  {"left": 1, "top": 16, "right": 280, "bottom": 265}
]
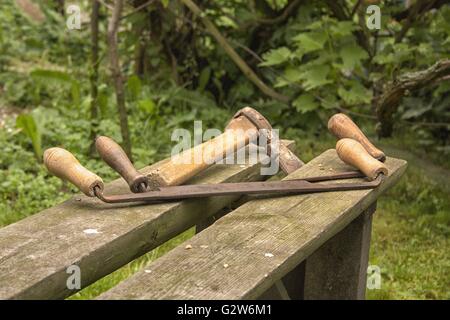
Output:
[
  {"left": 376, "top": 59, "right": 450, "bottom": 137},
  {"left": 108, "top": 0, "right": 132, "bottom": 159},
  {"left": 89, "top": 0, "right": 101, "bottom": 156},
  {"left": 256, "top": 0, "right": 303, "bottom": 25},
  {"left": 179, "top": 0, "right": 290, "bottom": 104}
]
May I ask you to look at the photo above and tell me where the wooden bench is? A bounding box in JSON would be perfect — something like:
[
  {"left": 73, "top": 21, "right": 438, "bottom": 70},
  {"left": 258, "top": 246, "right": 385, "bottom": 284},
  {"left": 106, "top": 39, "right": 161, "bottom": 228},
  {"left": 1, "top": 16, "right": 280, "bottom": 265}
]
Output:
[{"left": 0, "top": 146, "right": 407, "bottom": 300}]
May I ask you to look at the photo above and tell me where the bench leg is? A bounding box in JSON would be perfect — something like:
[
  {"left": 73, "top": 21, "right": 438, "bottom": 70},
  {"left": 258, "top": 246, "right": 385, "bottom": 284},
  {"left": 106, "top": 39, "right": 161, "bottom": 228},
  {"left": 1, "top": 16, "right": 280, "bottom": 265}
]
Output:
[
  {"left": 257, "top": 262, "right": 306, "bottom": 300},
  {"left": 302, "top": 202, "right": 376, "bottom": 300}
]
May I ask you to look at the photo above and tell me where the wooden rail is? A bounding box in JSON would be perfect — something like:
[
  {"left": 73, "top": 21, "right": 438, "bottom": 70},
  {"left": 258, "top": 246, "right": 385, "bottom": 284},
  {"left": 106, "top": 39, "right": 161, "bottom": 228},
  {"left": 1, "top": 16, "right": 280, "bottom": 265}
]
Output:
[
  {"left": 0, "top": 145, "right": 406, "bottom": 300},
  {"left": 0, "top": 141, "right": 294, "bottom": 299},
  {"left": 98, "top": 150, "right": 407, "bottom": 299}
]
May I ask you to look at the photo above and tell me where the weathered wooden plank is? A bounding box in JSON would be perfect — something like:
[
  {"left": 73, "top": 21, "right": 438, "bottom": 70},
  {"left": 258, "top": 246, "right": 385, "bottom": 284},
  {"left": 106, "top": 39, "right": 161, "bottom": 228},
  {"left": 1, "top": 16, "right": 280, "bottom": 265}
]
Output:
[
  {"left": 303, "top": 203, "right": 376, "bottom": 299},
  {"left": 98, "top": 149, "right": 407, "bottom": 299},
  {"left": 0, "top": 141, "right": 287, "bottom": 299},
  {"left": 195, "top": 140, "right": 297, "bottom": 233}
]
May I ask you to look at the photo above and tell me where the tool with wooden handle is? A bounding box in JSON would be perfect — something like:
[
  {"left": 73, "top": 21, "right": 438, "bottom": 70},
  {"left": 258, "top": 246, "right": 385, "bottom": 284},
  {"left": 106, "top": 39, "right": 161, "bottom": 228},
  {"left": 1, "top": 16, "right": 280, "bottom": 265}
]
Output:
[
  {"left": 43, "top": 139, "right": 387, "bottom": 204},
  {"left": 43, "top": 147, "right": 104, "bottom": 197},
  {"left": 328, "top": 113, "right": 386, "bottom": 162},
  {"left": 95, "top": 136, "right": 148, "bottom": 193},
  {"left": 147, "top": 107, "right": 303, "bottom": 189}
]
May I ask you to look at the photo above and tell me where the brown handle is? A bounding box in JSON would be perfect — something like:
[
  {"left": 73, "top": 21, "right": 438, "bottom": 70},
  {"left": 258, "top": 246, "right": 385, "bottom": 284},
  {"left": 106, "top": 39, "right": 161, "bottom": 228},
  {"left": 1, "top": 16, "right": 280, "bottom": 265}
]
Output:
[
  {"left": 277, "top": 141, "right": 304, "bottom": 174},
  {"left": 95, "top": 136, "right": 148, "bottom": 193},
  {"left": 336, "top": 138, "right": 388, "bottom": 181},
  {"left": 328, "top": 113, "right": 386, "bottom": 162},
  {"left": 43, "top": 147, "right": 104, "bottom": 197}
]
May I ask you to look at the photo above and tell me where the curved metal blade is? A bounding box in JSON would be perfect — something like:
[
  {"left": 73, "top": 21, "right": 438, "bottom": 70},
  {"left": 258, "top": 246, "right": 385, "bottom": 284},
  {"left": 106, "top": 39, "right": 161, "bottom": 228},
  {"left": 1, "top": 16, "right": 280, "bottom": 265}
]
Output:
[{"left": 96, "top": 173, "right": 382, "bottom": 204}]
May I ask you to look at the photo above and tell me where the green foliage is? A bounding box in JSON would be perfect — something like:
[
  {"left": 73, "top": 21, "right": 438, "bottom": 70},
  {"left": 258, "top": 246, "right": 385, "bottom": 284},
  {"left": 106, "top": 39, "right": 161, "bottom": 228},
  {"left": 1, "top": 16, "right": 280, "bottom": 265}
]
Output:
[
  {"left": 31, "top": 69, "right": 81, "bottom": 106},
  {"left": 15, "top": 113, "right": 42, "bottom": 160}
]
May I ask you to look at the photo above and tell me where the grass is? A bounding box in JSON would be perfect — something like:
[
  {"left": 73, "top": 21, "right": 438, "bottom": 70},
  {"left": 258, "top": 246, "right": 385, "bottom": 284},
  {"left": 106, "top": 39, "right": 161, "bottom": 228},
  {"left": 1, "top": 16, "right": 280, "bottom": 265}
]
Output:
[{"left": 367, "top": 166, "right": 450, "bottom": 299}]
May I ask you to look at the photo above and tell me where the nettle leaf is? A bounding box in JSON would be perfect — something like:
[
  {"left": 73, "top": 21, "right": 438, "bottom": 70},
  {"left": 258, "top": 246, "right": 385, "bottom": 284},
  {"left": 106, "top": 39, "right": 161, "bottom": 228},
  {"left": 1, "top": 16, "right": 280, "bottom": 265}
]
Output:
[
  {"left": 275, "top": 67, "right": 303, "bottom": 88},
  {"left": 337, "top": 81, "right": 372, "bottom": 105},
  {"left": 373, "top": 52, "right": 395, "bottom": 65},
  {"left": 402, "top": 106, "right": 432, "bottom": 120},
  {"left": 299, "top": 65, "right": 331, "bottom": 91},
  {"left": 293, "top": 94, "right": 319, "bottom": 113},
  {"left": 401, "top": 98, "right": 432, "bottom": 120},
  {"left": 293, "top": 32, "right": 327, "bottom": 53},
  {"left": 339, "top": 43, "right": 368, "bottom": 70},
  {"left": 331, "top": 21, "right": 356, "bottom": 37},
  {"left": 260, "top": 47, "right": 293, "bottom": 66}
]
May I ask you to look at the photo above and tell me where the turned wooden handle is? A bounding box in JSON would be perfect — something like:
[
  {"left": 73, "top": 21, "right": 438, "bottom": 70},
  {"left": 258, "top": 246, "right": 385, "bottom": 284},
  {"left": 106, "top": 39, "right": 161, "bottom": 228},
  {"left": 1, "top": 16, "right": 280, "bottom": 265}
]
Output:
[
  {"left": 147, "top": 115, "right": 259, "bottom": 189},
  {"left": 43, "top": 147, "right": 104, "bottom": 197},
  {"left": 328, "top": 113, "right": 386, "bottom": 162},
  {"left": 336, "top": 138, "right": 388, "bottom": 181},
  {"left": 95, "top": 136, "right": 148, "bottom": 193}
]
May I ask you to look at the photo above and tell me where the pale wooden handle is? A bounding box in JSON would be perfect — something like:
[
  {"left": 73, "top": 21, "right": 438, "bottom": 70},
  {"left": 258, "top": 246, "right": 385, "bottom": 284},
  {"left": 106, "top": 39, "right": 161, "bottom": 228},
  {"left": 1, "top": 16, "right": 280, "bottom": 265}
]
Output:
[
  {"left": 328, "top": 113, "right": 386, "bottom": 162},
  {"left": 95, "top": 136, "right": 147, "bottom": 193},
  {"left": 147, "top": 116, "right": 258, "bottom": 189},
  {"left": 336, "top": 138, "right": 388, "bottom": 181},
  {"left": 43, "top": 147, "right": 104, "bottom": 197}
]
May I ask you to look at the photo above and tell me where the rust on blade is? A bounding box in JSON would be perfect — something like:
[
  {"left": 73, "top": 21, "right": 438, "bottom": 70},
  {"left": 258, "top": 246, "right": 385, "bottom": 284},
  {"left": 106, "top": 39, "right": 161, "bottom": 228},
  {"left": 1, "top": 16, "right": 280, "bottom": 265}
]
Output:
[{"left": 94, "top": 171, "right": 383, "bottom": 204}]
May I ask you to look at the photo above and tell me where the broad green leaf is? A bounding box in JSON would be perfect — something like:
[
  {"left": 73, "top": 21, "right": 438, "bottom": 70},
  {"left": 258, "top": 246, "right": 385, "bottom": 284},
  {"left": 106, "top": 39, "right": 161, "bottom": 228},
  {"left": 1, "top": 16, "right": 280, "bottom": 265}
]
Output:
[
  {"left": 337, "top": 81, "right": 372, "bottom": 105},
  {"left": 339, "top": 43, "right": 368, "bottom": 70},
  {"left": 299, "top": 65, "right": 331, "bottom": 91},
  {"left": 161, "top": 0, "right": 170, "bottom": 8},
  {"left": 274, "top": 67, "right": 303, "bottom": 88},
  {"left": 138, "top": 99, "right": 156, "bottom": 114},
  {"left": 373, "top": 52, "right": 395, "bottom": 65},
  {"left": 16, "top": 113, "right": 42, "bottom": 160},
  {"left": 260, "top": 47, "right": 292, "bottom": 67},
  {"left": 401, "top": 98, "right": 432, "bottom": 119},
  {"left": 293, "top": 32, "right": 327, "bottom": 53},
  {"left": 331, "top": 21, "right": 356, "bottom": 37},
  {"left": 293, "top": 94, "right": 319, "bottom": 113}
]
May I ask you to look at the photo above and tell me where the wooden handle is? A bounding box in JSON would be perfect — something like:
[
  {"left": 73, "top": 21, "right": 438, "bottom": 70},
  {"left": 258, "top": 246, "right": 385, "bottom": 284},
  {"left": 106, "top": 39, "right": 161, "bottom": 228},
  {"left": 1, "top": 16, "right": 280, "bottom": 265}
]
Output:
[
  {"left": 328, "top": 113, "right": 386, "bottom": 162},
  {"left": 95, "top": 136, "right": 148, "bottom": 193},
  {"left": 336, "top": 138, "right": 388, "bottom": 181},
  {"left": 147, "top": 115, "right": 258, "bottom": 189},
  {"left": 43, "top": 147, "right": 104, "bottom": 197}
]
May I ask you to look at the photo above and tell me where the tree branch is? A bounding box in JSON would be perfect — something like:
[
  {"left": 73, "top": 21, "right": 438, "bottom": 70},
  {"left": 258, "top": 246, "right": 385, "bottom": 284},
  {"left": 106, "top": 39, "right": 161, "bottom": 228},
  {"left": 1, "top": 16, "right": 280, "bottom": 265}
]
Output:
[
  {"left": 89, "top": 0, "right": 101, "bottom": 156},
  {"left": 179, "top": 0, "right": 290, "bottom": 104},
  {"left": 376, "top": 59, "right": 450, "bottom": 137},
  {"left": 394, "top": 0, "right": 429, "bottom": 43},
  {"left": 256, "top": 0, "right": 303, "bottom": 25},
  {"left": 108, "top": 0, "right": 132, "bottom": 159}
]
